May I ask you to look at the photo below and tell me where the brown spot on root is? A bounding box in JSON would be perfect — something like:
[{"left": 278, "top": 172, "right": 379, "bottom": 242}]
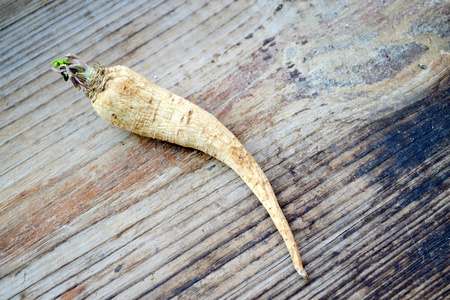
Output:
[
  {"left": 121, "top": 80, "right": 138, "bottom": 97},
  {"left": 230, "top": 145, "right": 250, "bottom": 166},
  {"left": 152, "top": 101, "right": 161, "bottom": 122},
  {"left": 186, "top": 110, "right": 193, "bottom": 125}
]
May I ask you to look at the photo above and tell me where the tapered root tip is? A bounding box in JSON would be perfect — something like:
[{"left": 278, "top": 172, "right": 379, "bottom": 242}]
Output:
[{"left": 296, "top": 266, "right": 309, "bottom": 280}]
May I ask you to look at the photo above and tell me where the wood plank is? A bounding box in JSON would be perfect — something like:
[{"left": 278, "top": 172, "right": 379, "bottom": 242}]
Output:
[{"left": 0, "top": 0, "right": 448, "bottom": 299}]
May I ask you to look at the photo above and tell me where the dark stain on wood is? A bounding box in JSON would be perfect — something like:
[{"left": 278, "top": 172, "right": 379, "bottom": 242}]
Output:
[
  {"left": 409, "top": 4, "right": 450, "bottom": 38},
  {"left": 114, "top": 264, "right": 123, "bottom": 273},
  {"left": 289, "top": 69, "right": 301, "bottom": 81},
  {"left": 275, "top": 4, "right": 283, "bottom": 13},
  {"left": 297, "top": 42, "right": 429, "bottom": 91},
  {"left": 348, "top": 86, "right": 449, "bottom": 189},
  {"left": 358, "top": 42, "right": 429, "bottom": 84},
  {"left": 316, "top": 85, "right": 449, "bottom": 298},
  {"left": 262, "top": 37, "right": 275, "bottom": 46}
]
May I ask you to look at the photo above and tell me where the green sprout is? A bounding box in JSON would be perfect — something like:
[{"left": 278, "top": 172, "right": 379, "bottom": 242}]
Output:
[
  {"left": 51, "top": 54, "right": 95, "bottom": 90},
  {"left": 52, "top": 59, "right": 70, "bottom": 68}
]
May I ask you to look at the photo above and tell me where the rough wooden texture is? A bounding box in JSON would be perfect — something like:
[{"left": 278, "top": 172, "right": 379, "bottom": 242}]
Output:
[{"left": 0, "top": 0, "right": 448, "bottom": 299}]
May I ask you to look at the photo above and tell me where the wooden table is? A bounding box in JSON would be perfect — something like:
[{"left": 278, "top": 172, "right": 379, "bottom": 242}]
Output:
[{"left": 1, "top": 0, "right": 448, "bottom": 299}]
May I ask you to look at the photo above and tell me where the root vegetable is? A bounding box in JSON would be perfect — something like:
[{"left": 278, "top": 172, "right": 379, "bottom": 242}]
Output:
[{"left": 52, "top": 54, "right": 308, "bottom": 279}]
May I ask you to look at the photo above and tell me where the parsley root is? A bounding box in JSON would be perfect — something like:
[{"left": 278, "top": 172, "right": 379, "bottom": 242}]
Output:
[{"left": 52, "top": 54, "right": 308, "bottom": 279}]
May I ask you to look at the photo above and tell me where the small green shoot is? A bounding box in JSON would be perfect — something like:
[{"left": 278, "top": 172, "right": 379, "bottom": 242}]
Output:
[
  {"left": 52, "top": 59, "right": 70, "bottom": 68},
  {"left": 51, "top": 54, "right": 95, "bottom": 90}
]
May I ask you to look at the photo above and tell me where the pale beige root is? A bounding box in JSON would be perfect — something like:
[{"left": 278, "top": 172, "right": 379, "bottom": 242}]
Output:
[{"left": 88, "top": 65, "right": 308, "bottom": 279}]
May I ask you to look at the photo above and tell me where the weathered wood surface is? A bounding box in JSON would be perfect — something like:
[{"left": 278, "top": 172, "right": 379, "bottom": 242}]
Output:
[{"left": 0, "top": 0, "right": 449, "bottom": 299}]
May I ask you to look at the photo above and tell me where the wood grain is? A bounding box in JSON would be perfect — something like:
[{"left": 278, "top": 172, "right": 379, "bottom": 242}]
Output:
[{"left": 0, "top": 0, "right": 449, "bottom": 299}]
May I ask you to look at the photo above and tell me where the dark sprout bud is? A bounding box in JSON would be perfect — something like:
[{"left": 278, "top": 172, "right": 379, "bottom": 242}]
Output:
[{"left": 51, "top": 54, "right": 95, "bottom": 90}]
